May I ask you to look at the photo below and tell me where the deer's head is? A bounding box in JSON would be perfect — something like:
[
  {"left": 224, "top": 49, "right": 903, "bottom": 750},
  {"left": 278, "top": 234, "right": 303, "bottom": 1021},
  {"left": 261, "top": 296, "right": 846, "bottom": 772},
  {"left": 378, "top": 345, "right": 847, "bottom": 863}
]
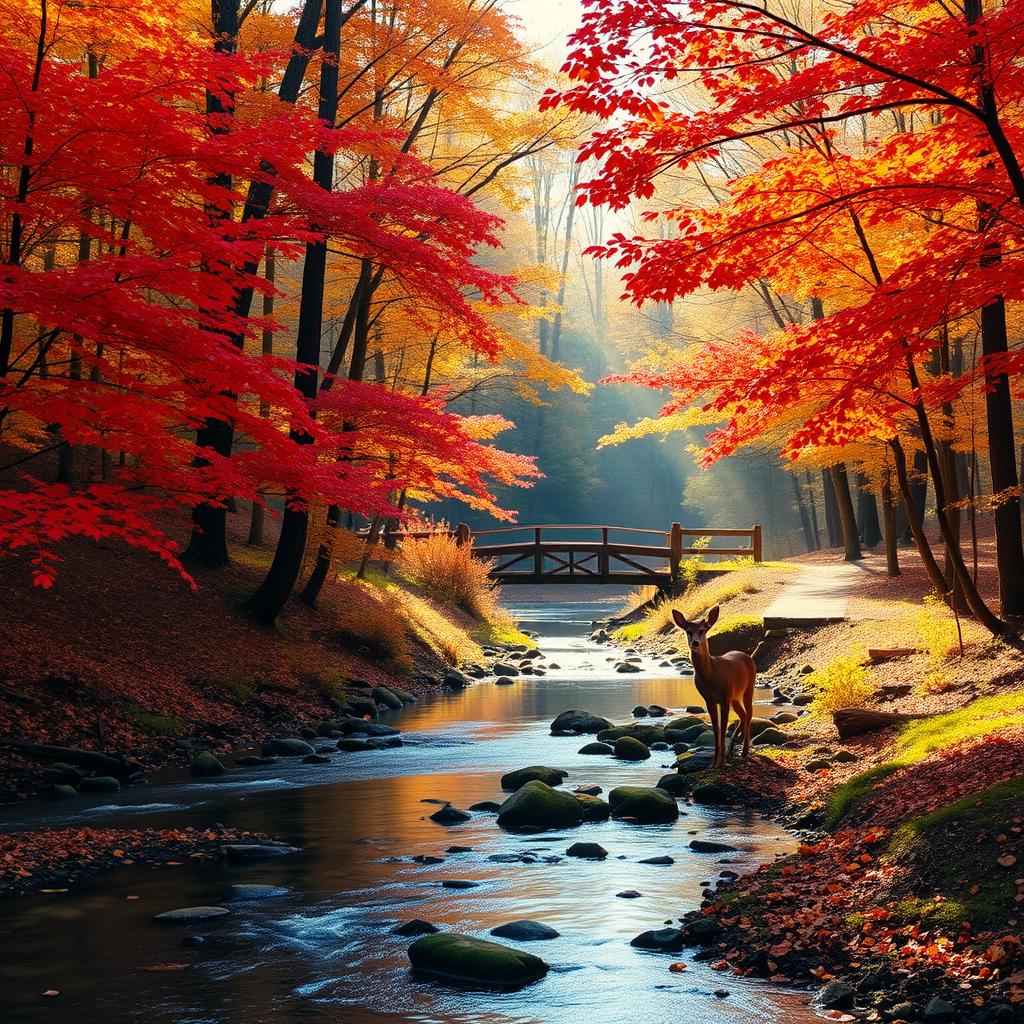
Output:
[{"left": 672, "top": 605, "right": 720, "bottom": 657}]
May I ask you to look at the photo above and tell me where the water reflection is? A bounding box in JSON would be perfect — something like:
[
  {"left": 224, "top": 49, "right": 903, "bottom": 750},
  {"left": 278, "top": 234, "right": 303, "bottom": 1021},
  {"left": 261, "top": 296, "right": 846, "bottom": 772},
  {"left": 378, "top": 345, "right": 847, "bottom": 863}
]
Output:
[{"left": 0, "top": 591, "right": 817, "bottom": 1024}]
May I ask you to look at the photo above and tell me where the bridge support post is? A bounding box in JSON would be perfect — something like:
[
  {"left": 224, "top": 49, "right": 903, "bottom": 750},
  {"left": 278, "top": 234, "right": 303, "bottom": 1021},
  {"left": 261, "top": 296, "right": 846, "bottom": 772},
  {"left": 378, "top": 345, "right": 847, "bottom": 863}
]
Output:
[
  {"left": 752, "top": 524, "right": 763, "bottom": 563},
  {"left": 455, "top": 523, "right": 472, "bottom": 547},
  {"left": 533, "top": 526, "right": 543, "bottom": 580},
  {"left": 669, "top": 522, "right": 683, "bottom": 589}
]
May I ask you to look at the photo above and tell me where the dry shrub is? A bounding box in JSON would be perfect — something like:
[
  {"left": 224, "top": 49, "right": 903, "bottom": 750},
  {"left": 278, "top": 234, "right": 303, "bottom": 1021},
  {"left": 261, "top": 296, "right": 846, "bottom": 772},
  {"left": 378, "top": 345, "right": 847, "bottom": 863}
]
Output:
[
  {"left": 397, "top": 531, "right": 498, "bottom": 620},
  {"left": 333, "top": 589, "right": 412, "bottom": 671},
  {"left": 808, "top": 650, "right": 874, "bottom": 715}
]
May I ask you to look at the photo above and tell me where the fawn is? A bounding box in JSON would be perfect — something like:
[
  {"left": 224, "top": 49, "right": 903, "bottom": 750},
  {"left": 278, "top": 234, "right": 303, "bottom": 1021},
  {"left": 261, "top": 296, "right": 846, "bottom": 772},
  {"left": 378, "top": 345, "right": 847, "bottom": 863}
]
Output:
[{"left": 672, "top": 605, "right": 756, "bottom": 768}]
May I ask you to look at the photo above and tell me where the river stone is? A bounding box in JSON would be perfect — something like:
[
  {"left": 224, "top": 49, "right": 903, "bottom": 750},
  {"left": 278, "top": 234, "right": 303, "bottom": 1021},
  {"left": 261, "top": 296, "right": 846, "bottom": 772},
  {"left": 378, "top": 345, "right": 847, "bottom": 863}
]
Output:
[
  {"left": 224, "top": 884, "right": 290, "bottom": 900},
  {"left": 690, "top": 839, "right": 738, "bottom": 853},
  {"left": 235, "top": 755, "right": 276, "bottom": 767},
  {"left": 51, "top": 784, "right": 78, "bottom": 799},
  {"left": 189, "top": 751, "right": 225, "bottom": 777},
  {"left": 495, "top": 676, "right": 516, "bottom": 686},
  {"left": 648, "top": 704, "right": 668, "bottom": 717},
  {"left": 819, "top": 980, "right": 856, "bottom": 1011},
  {"left": 566, "top": 841, "right": 607, "bottom": 860},
  {"left": 301, "top": 753, "right": 330, "bottom": 764},
  {"left": 261, "top": 738, "right": 316, "bottom": 757},
  {"left": 393, "top": 919, "right": 438, "bottom": 937},
  {"left": 683, "top": 916, "right": 723, "bottom": 945},
  {"left": 832, "top": 749, "right": 858, "bottom": 763},
  {"left": 598, "top": 725, "right": 666, "bottom": 745},
  {"left": 608, "top": 786, "right": 679, "bottom": 824},
  {"left": 748, "top": 717, "right": 775, "bottom": 737},
  {"left": 446, "top": 845, "right": 472, "bottom": 853},
  {"left": 771, "top": 712, "right": 798, "bottom": 725},
  {"left": 574, "top": 784, "right": 602, "bottom": 796},
  {"left": 443, "top": 670, "right": 470, "bottom": 689},
  {"left": 639, "top": 855, "right": 674, "bottom": 865},
  {"left": 614, "top": 736, "right": 651, "bottom": 761},
  {"left": 617, "top": 890, "right": 642, "bottom": 899},
  {"left": 491, "top": 663, "right": 519, "bottom": 677},
  {"left": 408, "top": 932, "right": 550, "bottom": 987},
  {"left": 574, "top": 794, "right": 610, "bottom": 822},
  {"left": 675, "top": 749, "right": 716, "bottom": 774},
  {"left": 578, "top": 741, "right": 613, "bottom": 755},
  {"left": 629, "top": 926, "right": 685, "bottom": 952},
  {"left": 691, "top": 730, "right": 715, "bottom": 747},
  {"left": 338, "top": 738, "right": 374, "bottom": 752},
  {"left": 469, "top": 800, "right": 501, "bottom": 812},
  {"left": 430, "top": 803, "right": 472, "bottom": 825},
  {"left": 154, "top": 906, "right": 231, "bottom": 923},
  {"left": 389, "top": 686, "right": 417, "bottom": 704},
  {"left": 346, "top": 697, "right": 378, "bottom": 718},
  {"left": 441, "top": 879, "right": 479, "bottom": 889},
  {"left": 615, "top": 662, "right": 642, "bottom": 673},
  {"left": 805, "top": 758, "right": 832, "bottom": 772},
  {"left": 500, "top": 765, "right": 568, "bottom": 791},
  {"left": 753, "top": 727, "right": 788, "bottom": 746},
  {"left": 669, "top": 724, "right": 708, "bottom": 744},
  {"left": 78, "top": 776, "right": 121, "bottom": 793},
  {"left": 691, "top": 781, "right": 733, "bottom": 805},
  {"left": 632, "top": 705, "right": 649, "bottom": 717},
  {"left": 497, "top": 780, "right": 584, "bottom": 831},
  {"left": 412, "top": 855, "right": 444, "bottom": 864},
  {"left": 550, "top": 710, "right": 613, "bottom": 735},
  {"left": 655, "top": 773, "right": 688, "bottom": 796},
  {"left": 792, "top": 693, "right": 814, "bottom": 706},
  {"left": 371, "top": 686, "right": 403, "bottom": 710},
  {"left": 223, "top": 843, "right": 300, "bottom": 860},
  {"left": 922, "top": 997, "right": 956, "bottom": 1023},
  {"left": 490, "top": 920, "right": 559, "bottom": 941}
]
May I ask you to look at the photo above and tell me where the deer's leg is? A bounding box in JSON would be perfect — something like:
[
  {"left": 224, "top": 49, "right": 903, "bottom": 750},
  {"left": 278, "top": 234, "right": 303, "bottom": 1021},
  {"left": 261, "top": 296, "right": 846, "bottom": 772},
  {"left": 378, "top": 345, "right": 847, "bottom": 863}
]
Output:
[
  {"left": 728, "top": 698, "right": 745, "bottom": 760},
  {"left": 717, "top": 701, "right": 730, "bottom": 768},
  {"left": 742, "top": 686, "right": 754, "bottom": 757}
]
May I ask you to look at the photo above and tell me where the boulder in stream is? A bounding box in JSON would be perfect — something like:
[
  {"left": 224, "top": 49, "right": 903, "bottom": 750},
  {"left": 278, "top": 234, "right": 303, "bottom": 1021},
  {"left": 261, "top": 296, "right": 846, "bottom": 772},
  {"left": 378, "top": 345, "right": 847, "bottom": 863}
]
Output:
[
  {"left": 408, "top": 932, "right": 550, "bottom": 987},
  {"left": 578, "top": 741, "right": 613, "bottom": 755},
  {"left": 497, "top": 780, "right": 584, "bottom": 831},
  {"left": 613, "top": 736, "right": 651, "bottom": 761},
  {"left": 154, "top": 906, "right": 231, "bottom": 924},
  {"left": 429, "top": 803, "right": 472, "bottom": 825},
  {"left": 490, "top": 920, "right": 559, "bottom": 941},
  {"left": 261, "top": 738, "right": 316, "bottom": 757},
  {"left": 629, "top": 927, "right": 686, "bottom": 952},
  {"left": 189, "top": 751, "right": 225, "bottom": 777},
  {"left": 393, "top": 919, "right": 438, "bottom": 937},
  {"left": 500, "top": 765, "right": 567, "bottom": 791},
  {"left": 608, "top": 786, "right": 679, "bottom": 824},
  {"left": 549, "top": 710, "right": 613, "bottom": 735}
]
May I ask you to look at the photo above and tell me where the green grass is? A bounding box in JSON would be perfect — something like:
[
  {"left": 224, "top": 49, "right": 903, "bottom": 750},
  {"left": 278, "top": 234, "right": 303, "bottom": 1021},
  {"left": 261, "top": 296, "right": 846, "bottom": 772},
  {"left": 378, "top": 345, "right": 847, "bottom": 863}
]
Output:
[
  {"left": 885, "top": 777, "right": 1024, "bottom": 929},
  {"left": 827, "top": 690, "right": 1024, "bottom": 827},
  {"left": 227, "top": 543, "right": 275, "bottom": 570},
  {"left": 475, "top": 621, "right": 536, "bottom": 649},
  {"left": 126, "top": 706, "right": 185, "bottom": 736}
]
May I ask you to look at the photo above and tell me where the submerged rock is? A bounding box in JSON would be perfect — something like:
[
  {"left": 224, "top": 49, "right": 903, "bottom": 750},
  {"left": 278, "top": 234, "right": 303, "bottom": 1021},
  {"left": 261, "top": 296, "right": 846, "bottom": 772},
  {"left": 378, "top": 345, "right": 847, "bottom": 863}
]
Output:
[
  {"left": 154, "top": 906, "right": 230, "bottom": 923},
  {"left": 408, "top": 932, "right": 550, "bottom": 987},
  {"left": 565, "top": 841, "right": 607, "bottom": 859},
  {"left": 497, "top": 780, "right": 584, "bottom": 831},
  {"left": 78, "top": 776, "right": 121, "bottom": 793},
  {"left": 549, "top": 710, "right": 613, "bottom": 735},
  {"left": 429, "top": 804, "right": 472, "bottom": 825},
  {"left": 495, "top": 676, "right": 516, "bottom": 686},
  {"left": 468, "top": 800, "right": 501, "bottom": 812},
  {"left": 578, "top": 741, "right": 613, "bottom": 755},
  {"left": 443, "top": 670, "right": 470, "bottom": 689},
  {"left": 689, "top": 839, "right": 738, "bottom": 853},
  {"left": 629, "top": 927, "right": 685, "bottom": 952},
  {"left": 224, "top": 884, "right": 289, "bottom": 901},
  {"left": 574, "top": 793, "right": 610, "bottom": 822},
  {"left": 490, "top": 920, "right": 559, "bottom": 941},
  {"left": 500, "top": 765, "right": 567, "bottom": 791},
  {"left": 223, "top": 843, "right": 300, "bottom": 860},
  {"left": 393, "top": 919, "right": 438, "bottom": 937},
  {"left": 608, "top": 786, "right": 679, "bottom": 824},
  {"left": 190, "top": 751, "right": 225, "bottom": 777}
]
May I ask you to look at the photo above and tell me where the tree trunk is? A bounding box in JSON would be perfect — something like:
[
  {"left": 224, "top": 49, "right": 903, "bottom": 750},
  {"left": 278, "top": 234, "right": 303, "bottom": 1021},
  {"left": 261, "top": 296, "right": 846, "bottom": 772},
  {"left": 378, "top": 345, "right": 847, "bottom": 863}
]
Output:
[
  {"left": 855, "top": 472, "right": 882, "bottom": 547},
  {"left": 791, "top": 473, "right": 815, "bottom": 552},
  {"left": 821, "top": 468, "right": 840, "bottom": 547},
  {"left": 891, "top": 439, "right": 947, "bottom": 595},
  {"left": 245, "top": 0, "right": 343, "bottom": 624},
  {"left": 830, "top": 463, "right": 863, "bottom": 561},
  {"left": 186, "top": 0, "right": 326, "bottom": 567},
  {"left": 247, "top": 248, "right": 275, "bottom": 547},
  {"left": 805, "top": 471, "right": 821, "bottom": 549},
  {"left": 881, "top": 470, "right": 900, "bottom": 577}
]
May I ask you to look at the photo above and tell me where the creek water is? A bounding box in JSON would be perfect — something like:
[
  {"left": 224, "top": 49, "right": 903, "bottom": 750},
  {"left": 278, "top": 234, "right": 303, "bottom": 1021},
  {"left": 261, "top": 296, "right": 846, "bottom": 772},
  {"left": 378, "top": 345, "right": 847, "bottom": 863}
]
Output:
[{"left": 0, "top": 591, "right": 819, "bottom": 1024}]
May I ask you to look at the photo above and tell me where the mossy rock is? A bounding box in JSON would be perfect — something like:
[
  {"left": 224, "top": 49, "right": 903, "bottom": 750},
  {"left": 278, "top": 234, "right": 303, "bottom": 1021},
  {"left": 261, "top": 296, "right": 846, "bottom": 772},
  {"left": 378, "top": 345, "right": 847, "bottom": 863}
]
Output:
[
  {"left": 408, "top": 932, "right": 550, "bottom": 987},
  {"left": 262, "top": 738, "right": 316, "bottom": 757},
  {"left": 550, "top": 710, "right": 613, "bottom": 735},
  {"left": 675, "top": 749, "right": 716, "bottom": 774},
  {"left": 655, "top": 773, "right": 689, "bottom": 796},
  {"left": 752, "top": 727, "right": 788, "bottom": 746},
  {"left": 691, "top": 731, "right": 715, "bottom": 747},
  {"left": 614, "top": 736, "right": 651, "bottom": 761},
  {"left": 574, "top": 793, "right": 611, "bottom": 822},
  {"left": 707, "top": 616, "right": 764, "bottom": 656},
  {"left": 668, "top": 723, "right": 707, "bottom": 744},
  {"left": 608, "top": 786, "right": 679, "bottom": 824},
  {"left": 497, "top": 780, "right": 584, "bottom": 831},
  {"left": 666, "top": 715, "right": 705, "bottom": 732},
  {"left": 578, "top": 741, "right": 613, "bottom": 755},
  {"left": 500, "top": 765, "right": 568, "bottom": 791},
  {"left": 371, "top": 686, "right": 403, "bottom": 710},
  {"left": 691, "top": 780, "right": 733, "bottom": 805},
  {"left": 389, "top": 686, "right": 417, "bottom": 704},
  {"left": 748, "top": 717, "right": 775, "bottom": 737},
  {"left": 190, "top": 751, "right": 225, "bottom": 777},
  {"left": 596, "top": 725, "right": 666, "bottom": 745}
]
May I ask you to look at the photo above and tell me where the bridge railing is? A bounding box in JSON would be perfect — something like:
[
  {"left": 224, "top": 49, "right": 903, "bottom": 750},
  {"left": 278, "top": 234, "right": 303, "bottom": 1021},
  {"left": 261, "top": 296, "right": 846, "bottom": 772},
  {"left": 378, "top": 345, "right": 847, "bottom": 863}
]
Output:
[{"left": 369, "top": 522, "right": 762, "bottom": 583}]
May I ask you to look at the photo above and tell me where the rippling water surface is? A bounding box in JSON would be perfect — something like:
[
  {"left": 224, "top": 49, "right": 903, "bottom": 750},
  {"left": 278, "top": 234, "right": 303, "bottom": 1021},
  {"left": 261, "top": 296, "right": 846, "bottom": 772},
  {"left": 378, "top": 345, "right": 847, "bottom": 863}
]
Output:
[{"left": 0, "top": 589, "right": 819, "bottom": 1024}]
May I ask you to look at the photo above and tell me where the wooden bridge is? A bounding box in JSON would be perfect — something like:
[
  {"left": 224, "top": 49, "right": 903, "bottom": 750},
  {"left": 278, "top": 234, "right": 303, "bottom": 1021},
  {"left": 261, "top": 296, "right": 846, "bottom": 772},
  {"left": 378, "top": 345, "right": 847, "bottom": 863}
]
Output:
[{"left": 382, "top": 522, "right": 762, "bottom": 589}]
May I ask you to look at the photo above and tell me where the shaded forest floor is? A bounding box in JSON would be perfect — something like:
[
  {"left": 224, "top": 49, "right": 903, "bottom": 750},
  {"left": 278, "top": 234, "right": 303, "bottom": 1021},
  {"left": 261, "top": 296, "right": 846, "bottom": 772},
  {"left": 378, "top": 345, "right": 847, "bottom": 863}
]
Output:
[
  {"left": 615, "top": 537, "right": 1024, "bottom": 1018},
  {"left": 0, "top": 505, "right": 509, "bottom": 804}
]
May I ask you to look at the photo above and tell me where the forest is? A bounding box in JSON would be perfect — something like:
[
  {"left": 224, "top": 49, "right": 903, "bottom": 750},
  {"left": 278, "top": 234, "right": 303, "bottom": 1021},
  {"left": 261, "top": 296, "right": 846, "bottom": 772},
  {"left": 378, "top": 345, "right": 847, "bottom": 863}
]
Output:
[{"left": 1, "top": 2, "right": 1024, "bottom": 1023}]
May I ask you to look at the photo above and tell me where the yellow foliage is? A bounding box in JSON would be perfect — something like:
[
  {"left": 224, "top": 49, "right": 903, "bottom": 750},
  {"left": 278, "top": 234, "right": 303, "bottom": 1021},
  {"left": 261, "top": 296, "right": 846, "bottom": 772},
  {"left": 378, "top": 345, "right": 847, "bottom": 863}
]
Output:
[
  {"left": 397, "top": 532, "right": 500, "bottom": 620},
  {"left": 808, "top": 651, "right": 874, "bottom": 716},
  {"left": 914, "top": 595, "right": 963, "bottom": 663},
  {"left": 334, "top": 589, "right": 413, "bottom": 672}
]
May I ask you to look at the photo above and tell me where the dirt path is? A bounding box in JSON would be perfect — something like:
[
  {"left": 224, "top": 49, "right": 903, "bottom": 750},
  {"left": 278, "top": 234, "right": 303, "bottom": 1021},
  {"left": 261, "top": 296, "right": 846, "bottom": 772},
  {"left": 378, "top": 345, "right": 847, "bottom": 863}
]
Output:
[{"left": 762, "top": 561, "right": 868, "bottom": 626}]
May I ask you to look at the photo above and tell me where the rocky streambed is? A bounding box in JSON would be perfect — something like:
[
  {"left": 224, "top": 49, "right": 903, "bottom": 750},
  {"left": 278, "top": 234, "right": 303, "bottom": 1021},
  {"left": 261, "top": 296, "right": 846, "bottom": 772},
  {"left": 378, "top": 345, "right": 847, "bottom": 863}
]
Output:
[{"left": 0, "top": 590, "right": 822, "bottom": 1024}]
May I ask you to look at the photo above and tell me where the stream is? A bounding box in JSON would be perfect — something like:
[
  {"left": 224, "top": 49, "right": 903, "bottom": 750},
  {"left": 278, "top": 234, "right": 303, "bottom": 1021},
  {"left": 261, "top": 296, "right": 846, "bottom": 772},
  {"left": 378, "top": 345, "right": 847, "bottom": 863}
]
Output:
[{"left": 0, "top": 591, "right": 820, "bottom": 1024}]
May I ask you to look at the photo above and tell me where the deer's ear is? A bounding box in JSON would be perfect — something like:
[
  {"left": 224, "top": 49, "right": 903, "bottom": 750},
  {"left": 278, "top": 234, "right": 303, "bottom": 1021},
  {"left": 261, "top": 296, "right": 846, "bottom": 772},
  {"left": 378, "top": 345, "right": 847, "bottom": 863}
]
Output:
[
  {"left": 705, "top": 605, "right": 720, "bottom": 628},
  {"left": 671, "top": 609, "right": 690, "bottom": 630}
]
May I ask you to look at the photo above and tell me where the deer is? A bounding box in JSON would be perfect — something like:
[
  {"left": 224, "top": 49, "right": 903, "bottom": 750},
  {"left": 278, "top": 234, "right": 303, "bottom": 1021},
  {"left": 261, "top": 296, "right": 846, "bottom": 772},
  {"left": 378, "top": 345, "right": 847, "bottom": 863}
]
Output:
[{"left": 672, "top": 605, "right": 755, "bottom": 769}]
